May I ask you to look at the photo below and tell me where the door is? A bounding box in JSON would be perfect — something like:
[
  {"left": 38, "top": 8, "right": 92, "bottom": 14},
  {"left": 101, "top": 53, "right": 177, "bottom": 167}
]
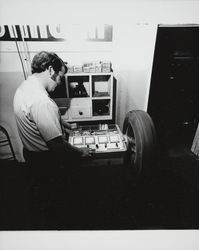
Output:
[{"left": 148, "top": 25, "right": 199, "bottom": 151}]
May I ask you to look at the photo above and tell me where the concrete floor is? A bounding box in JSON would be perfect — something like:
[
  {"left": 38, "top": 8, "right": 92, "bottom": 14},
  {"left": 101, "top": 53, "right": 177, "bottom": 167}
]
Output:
[{"left": 0, "top": 144, "right": 199, "bottom": 230}]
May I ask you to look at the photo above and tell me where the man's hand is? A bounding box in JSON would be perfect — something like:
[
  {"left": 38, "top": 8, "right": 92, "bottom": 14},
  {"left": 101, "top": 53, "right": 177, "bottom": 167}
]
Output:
[
  {"left": 61, "top": 119, "right": 77, "bottom": 130},
  {"left": 70, "top": 123, "right": 77, "bottom": 130},
  {"left": 80, "top": 147, "right": 93, "bottom": 157}
]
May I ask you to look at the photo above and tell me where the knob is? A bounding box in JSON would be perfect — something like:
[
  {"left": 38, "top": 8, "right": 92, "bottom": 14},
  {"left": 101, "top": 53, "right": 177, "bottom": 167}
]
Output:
[
  {"left": 79, "top": 111, "right": 83, "bottom": 115},
  {"left": 96, "top": 144, "right": 99, "bottom": 149}
]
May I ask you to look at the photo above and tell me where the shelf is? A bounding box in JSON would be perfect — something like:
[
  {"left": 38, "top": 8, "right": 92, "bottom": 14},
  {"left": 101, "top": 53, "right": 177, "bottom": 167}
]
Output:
[
  {"left": 92, "top": 97, "right": 111, "bottom": 100},
  {"left": 92, "top": 99, "right": 111, "bottom": 116},
  {"left": 67, "top": 72, "right": 113, "bottom": 76},
  {"left": 59, "top": 72, "right": 114, "bottom": 122}
]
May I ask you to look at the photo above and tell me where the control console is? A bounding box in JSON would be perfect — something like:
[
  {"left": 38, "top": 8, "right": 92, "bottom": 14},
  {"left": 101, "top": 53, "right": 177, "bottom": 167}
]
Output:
[{"left": 68, "top": 124, "right": 127, "bottom": 155}]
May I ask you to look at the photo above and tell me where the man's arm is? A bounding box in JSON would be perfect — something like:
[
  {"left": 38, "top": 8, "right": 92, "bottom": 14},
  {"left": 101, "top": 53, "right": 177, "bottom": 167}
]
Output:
[
  {"left": 46, "top": 136, "right": 92, "bottom": 159},
  {"left": 31, "top": 102, "right": 90, "bottom": 159}
]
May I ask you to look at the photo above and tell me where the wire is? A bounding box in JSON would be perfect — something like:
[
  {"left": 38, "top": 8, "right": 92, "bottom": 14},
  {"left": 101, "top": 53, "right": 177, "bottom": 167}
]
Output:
[
  {"left": 12, "top": 25, "right": 27, "bottom": 80},
  {"left": 22, "top": 25, "right": 31, "bottom": 76}
]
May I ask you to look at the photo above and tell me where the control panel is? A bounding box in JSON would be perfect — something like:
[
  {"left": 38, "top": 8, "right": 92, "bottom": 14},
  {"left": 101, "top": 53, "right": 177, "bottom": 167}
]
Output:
[{"left": 68, "top": 124, "right": 127, "bottom": 154}]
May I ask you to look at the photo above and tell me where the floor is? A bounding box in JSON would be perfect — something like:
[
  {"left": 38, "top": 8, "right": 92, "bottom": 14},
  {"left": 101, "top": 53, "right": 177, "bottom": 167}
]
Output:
[{"left": 0, "top": 144, "right": 199, "bottom": 230}]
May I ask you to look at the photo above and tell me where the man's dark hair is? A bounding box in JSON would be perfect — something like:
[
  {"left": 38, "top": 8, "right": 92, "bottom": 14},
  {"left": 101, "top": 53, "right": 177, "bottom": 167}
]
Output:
[{"left": 31, "top": 51, "right": 67, "bottom": 74}]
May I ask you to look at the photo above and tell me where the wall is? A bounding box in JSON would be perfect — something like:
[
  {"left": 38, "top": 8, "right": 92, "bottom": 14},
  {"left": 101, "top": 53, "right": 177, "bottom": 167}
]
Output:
[{"left": 1, "top": 0, "right": 199, "bottom": 161}]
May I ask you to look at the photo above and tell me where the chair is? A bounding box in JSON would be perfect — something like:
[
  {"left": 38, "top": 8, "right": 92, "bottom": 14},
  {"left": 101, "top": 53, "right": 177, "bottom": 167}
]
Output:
[{"left": 0, "top": 125, "right": 16, "bottom": 161}]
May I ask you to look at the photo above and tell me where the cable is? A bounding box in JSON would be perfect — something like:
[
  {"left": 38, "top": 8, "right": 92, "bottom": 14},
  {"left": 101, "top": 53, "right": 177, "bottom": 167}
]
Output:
[
  {"left": 22, "top": 25, "right": 31, "bottom": 76},
  {"left": 12, "top": 25, "right": 27, "bottom": 80}
]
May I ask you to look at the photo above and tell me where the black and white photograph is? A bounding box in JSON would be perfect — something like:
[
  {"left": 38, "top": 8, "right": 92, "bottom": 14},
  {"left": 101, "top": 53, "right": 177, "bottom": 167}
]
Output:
[{"left": 0, "top": 0, "right": 199, "bottom": 249}]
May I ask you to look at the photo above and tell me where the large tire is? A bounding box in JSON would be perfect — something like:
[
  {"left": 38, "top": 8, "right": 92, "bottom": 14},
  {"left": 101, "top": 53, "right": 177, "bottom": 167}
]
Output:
[{"left": 123, "top": 110, "right": 157, "bottom": 176}]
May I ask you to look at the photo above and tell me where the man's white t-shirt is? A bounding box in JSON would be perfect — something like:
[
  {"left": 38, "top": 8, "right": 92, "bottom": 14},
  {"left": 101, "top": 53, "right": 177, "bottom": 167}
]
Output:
[{"left": 13, "top": 75, "right": 63, "bottom": 152}]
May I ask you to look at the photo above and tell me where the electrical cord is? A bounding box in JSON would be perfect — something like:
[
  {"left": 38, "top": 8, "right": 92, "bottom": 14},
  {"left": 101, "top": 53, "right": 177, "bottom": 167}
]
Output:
[{"left": 12, "top": 25, "right": 27, "bottom": 80}]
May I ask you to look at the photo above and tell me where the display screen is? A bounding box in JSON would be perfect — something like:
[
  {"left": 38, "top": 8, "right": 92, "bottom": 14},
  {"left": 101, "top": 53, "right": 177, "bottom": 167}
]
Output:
[
  {"left": 98, "top": 136, "right": 108, "bottom": 144},
  {"left": 85, "top": 136, "right": 95, "bottom": 144},
  {"left": 73, "top": 137, "right": 83, "bottom": 145},
  {"left": 109, "top": 135, "right": 119, "bottom": 143}
]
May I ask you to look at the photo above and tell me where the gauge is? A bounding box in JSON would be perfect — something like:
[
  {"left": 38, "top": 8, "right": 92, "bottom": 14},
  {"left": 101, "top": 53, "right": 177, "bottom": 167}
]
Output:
[
  {"left": 98, "top": 136, "right": 108, "bottom": 144},
  {"left": 109, "top": 135, "right": 120, "bottom": 143},
  {"left": 73, "top": 136, "right": 83, "bottom": 145},
  {"left": 85, "top": 136, "right": 95, "bottom": 144}
]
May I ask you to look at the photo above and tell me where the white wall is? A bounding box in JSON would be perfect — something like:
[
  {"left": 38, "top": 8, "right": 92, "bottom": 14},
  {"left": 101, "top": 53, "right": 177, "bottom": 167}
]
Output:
[{"left": 1, "top": 0, "right": 199, "bottom": 162}]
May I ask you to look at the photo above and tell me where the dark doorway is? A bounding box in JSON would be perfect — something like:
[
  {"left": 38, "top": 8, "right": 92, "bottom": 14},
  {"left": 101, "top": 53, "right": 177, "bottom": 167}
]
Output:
[{"left": 148, "top": 25, "right": 199, "bottom": 152}]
